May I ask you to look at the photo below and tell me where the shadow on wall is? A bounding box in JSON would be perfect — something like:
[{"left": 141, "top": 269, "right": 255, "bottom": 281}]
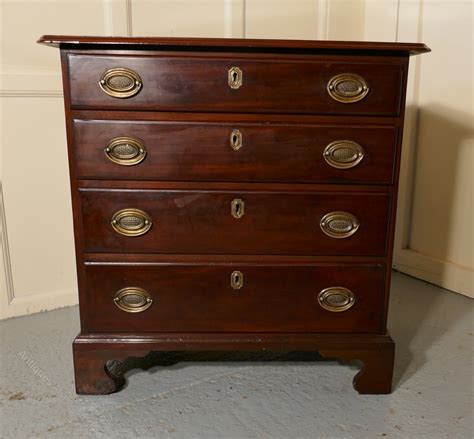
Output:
[{"left": 402, "top": 102, "right": 473, "bottom": 292}]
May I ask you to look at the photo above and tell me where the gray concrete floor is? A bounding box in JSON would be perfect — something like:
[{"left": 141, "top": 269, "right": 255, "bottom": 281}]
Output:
[{"left": 0, "top": 271, "right": 472, "bottom": 439}]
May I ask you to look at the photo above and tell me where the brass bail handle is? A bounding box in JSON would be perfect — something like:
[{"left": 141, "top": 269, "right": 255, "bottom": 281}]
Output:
[
  {"left": 104, "top": 137, "right": 147, "bottom": 166},
  {"left": 318, "top": 287, "right": 355, "bottom": 312},
  {"left": 320, "top": 211, "right": 359, "bottom": 239},
  {"left": 113, "top": 287, "right": 153, "bottom": 313},
  {"left": 327, "top": 73, "right": 369, "bottom": 103},
  {"left": 99, "top": 67, "right": 142, "bottom": 99},
  {"left": 111, "top": 208, "right": 152, "bottom": 237}
]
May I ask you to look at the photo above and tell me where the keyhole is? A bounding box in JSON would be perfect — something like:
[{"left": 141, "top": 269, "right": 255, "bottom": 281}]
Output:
[
  {"left": 231, "top": 198, "right": 244, "bottom": 218},
  {"left": 228, "top": 67, "right": 242, "bottom": 89},
  {"left": 230, "top": 129, "right": 242, "bottom": 150},
  {"left": 231, "top": 270, "right": 243, "bottom": 289}
]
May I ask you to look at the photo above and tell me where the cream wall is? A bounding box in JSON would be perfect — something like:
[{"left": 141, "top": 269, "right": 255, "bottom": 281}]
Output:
[
  {"left": 364, "top": 0, "right": 473, "bottom": 297},
  {"left": 0, "top": 0, "right": 471, "bottom": 319}
]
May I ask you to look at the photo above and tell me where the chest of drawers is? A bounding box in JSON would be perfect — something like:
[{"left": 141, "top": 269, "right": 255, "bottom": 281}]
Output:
[{"left": 39, "top": 36, "right": 429, "bottom": 395}]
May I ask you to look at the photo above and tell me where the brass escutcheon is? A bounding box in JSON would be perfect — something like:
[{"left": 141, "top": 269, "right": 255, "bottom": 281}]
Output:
[
  {"left": 327, "top": 73, "right": 369, "bottom": 103},
  {"left": 231, "top": 198, "right": 245, "bottom": 219},
  {"left": 228, "top": 66, "right": 243, "bottom": 89},
  {"left": 111, "top": 208, "right": 152, "bottom": 237},
  {"left": 231, "top": 271, "right": 244, "bottom": 290},
  {"left": 113, "top": 287, "right": 153, "bottom": 313},
  {"left": 318, "top": 287, "right": 355, "bottom": 312},
  {"left": 99, "top": 67, "right": 142, "bottom": 98},
  {"left": 104, "top": 137, "right": 147, "bottom": 166},
  {"left": 230, "top": 129, "right": 243, "bottom": 151}
]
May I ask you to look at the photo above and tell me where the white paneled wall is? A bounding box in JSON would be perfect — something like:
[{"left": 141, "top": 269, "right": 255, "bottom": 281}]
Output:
[
  {"left": 132, "top": 1, "right": 227, "bottom": 37},
  {"left": 245, "top": 0, "right": 319, "bottom": 39},
  {"left": 1, "top": 0, "right": 471, "bottom": 319},
  {"left": 0, "top": 0, "right": 130, "bottom": 318}
]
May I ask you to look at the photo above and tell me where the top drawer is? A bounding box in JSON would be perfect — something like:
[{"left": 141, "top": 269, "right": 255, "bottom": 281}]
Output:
[{"left": 67, "top": 54, "right": 404, "bottom": 116}]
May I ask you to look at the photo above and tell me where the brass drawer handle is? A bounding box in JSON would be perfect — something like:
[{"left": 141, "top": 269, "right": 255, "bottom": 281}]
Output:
[
  {"left": 111, "top": 208, "right": 152, "bottom": 237},
  {"left": 99, "top": 67, "right": 142, "bottom": 98},
  {"left": 113, "top": 287, "right": 153, "bottom": 313},
  {"left": 230, "top": 129, "right": 242, "bottom": 151},
  {"left": 231, "top": 198, "right": 244, "bottom": 219},
  {"left": 327, "top": 73, "right": 369, "bottom": 103},
  {"left": 105, "top": 137, "right": 147, "bottom": 166},
  {"left": 323, "top": 140, "right": 365, "bottom": 169},
  {"left": 320, "top": 211, "right": 359, "bottom": 239},
  {"left": 318, "top": 287, "right": 355, "bottom": 312},
  {"left": 228, "top": 66, "right": 243, "bottom": 89},
  {"left": 231, "top": 271, "right": 244, "bottom": 290}
]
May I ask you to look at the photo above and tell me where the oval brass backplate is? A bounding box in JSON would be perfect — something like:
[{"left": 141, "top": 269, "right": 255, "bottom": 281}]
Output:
[
  {"left": 230, "top": 129, "right": 243, "bottom": 151},
  {"left": 99, "top": 67, "right": 142, "bottom": 98},
  {"left": 111, "top": 208, "right": 152, "bottom": 237},
  {"left": 105, "top": 137, "right": 147, "bottom": 166},
  {"left": 228, "top": 66, "right": 243, "bottom": 89},
  {"left": 113, "top": 287, "right": 153, "bottom": 313},
  {"left": 320, "top": 211, "right": 360, "bottom": 239},
  {"left": 231, "top": 198, "right": 245, "bottom": 219},
  {"left": 327, "top": 73, "right": 369, "bottom": 103},
  {"left": 231, "top": 271, "right": 244, "bottom": 290},
  {"left": 318, "top": 287, "right": 355, "bottom": 312},
  {"left": 323, "top": 140, "right": 365, "bottom": 169}
]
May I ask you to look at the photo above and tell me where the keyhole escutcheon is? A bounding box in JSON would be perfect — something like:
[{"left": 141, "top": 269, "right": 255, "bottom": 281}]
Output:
[
  {"left": 231, "top": 198, "right": 245, "bottom": 219},
  {"left": 230, "top": 129, "right": 242, "bottom": 150},
  {"left": 231, "top": 271, "right": 244, "bottom": 290},
  {"left": 228, "top": 66, "right": 243, "bottom": 89}
]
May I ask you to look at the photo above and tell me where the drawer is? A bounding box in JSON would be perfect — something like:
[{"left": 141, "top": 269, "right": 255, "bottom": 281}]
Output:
[
  {"left": 80, "top": 189, "right": 390, "bottom": 256},
  {"left": 73, "top": 119, "right": 397, "bottom": 184},
  {"left": 82, "top": 262, "right": 385, "bottom": 333},
  {"left": 68, "top": 54, "right": 403, "bottom": 115}
]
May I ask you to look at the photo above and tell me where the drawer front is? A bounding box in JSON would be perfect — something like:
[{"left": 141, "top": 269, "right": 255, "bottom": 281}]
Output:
[
  {"left": 74, "top": 119, "right": 397, "bottom": 184},
  {"left": 68, "top": 54, "right": 403, "bottom": 115},
  {"left": 80, "top": 189, "right": 390, "bottom": 256},
  {"left": 83, "top": 263, "right": 385, "bottom": 333}
]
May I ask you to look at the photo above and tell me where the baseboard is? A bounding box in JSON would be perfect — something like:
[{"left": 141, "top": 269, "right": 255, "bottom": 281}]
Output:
[
  {"left": 0, "top": 287, "right": 78, "bottom": 320},
  {"left": 393, "top": 248, "right": 473, "bottom": 298}
]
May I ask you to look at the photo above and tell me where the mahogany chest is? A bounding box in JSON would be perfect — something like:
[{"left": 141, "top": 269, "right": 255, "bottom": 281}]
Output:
[{"left": 39, "top": 36, "right": 429, "bottom": 394}]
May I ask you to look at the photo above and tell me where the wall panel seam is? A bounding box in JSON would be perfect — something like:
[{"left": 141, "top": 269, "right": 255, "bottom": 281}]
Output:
[
  {"left": 224, "top": 0, "right": 232, "bottom": 38},
  {"left": 317, "top": 0, "right": 330, "bottom": 40},
  {"left": 0, "top": 184, "right": 15, "bottom": 304},
  {"left": 126, "top": 0, "right": 133, "bottom": 37}
]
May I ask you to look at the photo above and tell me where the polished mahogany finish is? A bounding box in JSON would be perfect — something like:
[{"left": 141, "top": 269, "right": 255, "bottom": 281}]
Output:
[
  {"left": 39, "top": 35, "right": 429, "bottom": 395},
  {"left": 83, "top": 262, "right": 385, "bottom": 333},
  {"left": 68, "top": 54, "right": 404, "bottom": 115},
  {"left": 73, "top": 118, "right": 398, "bottom": 183},
  {"left": 38, "top": 35, "right": 430, "bottom": 56},
  {"left": 80, "top": 188, "right": 390, "bottom": 255}
]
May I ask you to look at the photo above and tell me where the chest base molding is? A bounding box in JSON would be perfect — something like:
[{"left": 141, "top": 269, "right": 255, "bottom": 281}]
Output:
[{"left": 72, "top": 332, "right": 395, "bottom": 395}]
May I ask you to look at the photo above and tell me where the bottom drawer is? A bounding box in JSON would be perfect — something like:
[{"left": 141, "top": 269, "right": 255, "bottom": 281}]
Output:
[{"left": 82, "top": 262, "right": 385, "bottom": 333}]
